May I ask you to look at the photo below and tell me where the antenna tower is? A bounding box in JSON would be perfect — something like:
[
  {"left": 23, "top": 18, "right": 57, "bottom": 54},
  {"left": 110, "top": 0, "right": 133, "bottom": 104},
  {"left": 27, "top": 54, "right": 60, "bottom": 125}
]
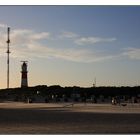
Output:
[
  {"left": 6, "top": 27, "right": 10, "bottom": 88},
  {"left": 93, "top": 77, "right": 96, "bottom": 87}
]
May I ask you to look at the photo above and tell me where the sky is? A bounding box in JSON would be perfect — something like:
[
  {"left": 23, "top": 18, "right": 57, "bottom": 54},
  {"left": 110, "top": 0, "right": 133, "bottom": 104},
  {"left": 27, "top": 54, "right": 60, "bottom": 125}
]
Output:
[{"left": 0, "top": 6, "right": 140, "bottom": 88}]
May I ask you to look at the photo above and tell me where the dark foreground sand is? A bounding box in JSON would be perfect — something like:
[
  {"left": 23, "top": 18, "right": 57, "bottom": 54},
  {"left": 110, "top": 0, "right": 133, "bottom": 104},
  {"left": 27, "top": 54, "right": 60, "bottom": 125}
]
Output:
[{"left": 0, "top": 102, "right": 140, "bottom": 134}]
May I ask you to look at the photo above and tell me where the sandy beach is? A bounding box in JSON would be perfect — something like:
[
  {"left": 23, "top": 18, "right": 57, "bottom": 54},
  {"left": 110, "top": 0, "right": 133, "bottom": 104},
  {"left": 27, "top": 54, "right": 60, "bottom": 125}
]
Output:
[{"left": 0, "top": 102, "right": 140, "bottom": 134}]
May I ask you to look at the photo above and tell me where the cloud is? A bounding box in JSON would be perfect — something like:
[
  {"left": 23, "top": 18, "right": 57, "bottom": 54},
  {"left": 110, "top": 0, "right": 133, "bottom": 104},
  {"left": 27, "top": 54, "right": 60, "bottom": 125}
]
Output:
[
  {"left": 0, "top": 23, "right": 8, "bottom": 28},
  {"left": 12, "top": 41, "right": 117, "bottom": 63},
  {"left": 0, "top": 28, "right": 50, "bottom": 56},
  {"left": 59, "top": 31, "right": 79, "bottom": 39},
  {"left": 59, "top": 31, "right": 116, "bottom": 46},
  {"left": 122, "top": 47, "right": 140, "bottom": 60},
  {"left": 0, "top": 26, "right": 118, "bottom": 63},
  {"left": 30, "top": 32, "right": 50, "bottom": 40},
  {"left": 11, "top": 29, "right": 50, "bottom": 45},
  {"left": 75, "top": 37, "right": 116, "bottom": 45},
  {"left": 9, "top": 37, "right": 117, "bottom": 63},
  {"left": 30, "top": 46, "right": 115, "bottom": 63}
]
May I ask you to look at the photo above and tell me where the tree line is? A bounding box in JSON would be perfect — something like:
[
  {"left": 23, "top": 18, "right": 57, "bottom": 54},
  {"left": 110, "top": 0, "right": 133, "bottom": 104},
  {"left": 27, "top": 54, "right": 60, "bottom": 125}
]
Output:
[{"left": 0, "top": 85, "right": 140, "bottom": 103}]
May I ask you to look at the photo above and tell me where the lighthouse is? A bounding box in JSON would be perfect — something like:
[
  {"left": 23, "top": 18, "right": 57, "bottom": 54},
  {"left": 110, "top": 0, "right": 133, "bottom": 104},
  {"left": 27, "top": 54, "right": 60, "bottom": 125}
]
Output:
[{"left": 21, "top": 61, "right": 28, "bottom": 87}]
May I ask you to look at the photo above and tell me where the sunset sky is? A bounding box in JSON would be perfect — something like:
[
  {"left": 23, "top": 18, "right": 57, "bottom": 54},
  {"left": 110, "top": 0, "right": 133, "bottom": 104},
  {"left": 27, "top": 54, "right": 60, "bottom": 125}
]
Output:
[{"left": 0, "top": 6, "right": 140, "bottom": 88}]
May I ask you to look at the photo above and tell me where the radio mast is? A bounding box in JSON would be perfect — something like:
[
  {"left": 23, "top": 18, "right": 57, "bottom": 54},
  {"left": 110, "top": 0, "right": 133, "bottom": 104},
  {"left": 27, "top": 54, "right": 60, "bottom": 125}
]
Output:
[
  {"left": 93, "top": 77, "right": 96, "bottom": 87},
  {"left": 6, "top": 27, "right": 10, "bottom": 88}
]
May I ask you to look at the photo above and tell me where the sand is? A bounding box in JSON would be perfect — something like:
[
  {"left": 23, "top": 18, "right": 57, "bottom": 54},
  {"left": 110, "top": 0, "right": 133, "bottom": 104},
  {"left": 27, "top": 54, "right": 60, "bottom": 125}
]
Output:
[{"left": 0, "top": 102, "right": 140, "bottom": 134}]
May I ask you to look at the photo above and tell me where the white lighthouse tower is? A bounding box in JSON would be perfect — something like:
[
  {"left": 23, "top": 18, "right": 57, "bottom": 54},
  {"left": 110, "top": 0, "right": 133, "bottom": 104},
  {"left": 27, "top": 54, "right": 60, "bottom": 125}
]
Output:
[{"left": 21, "top": 61, "right": 28, "bottom": 87}]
